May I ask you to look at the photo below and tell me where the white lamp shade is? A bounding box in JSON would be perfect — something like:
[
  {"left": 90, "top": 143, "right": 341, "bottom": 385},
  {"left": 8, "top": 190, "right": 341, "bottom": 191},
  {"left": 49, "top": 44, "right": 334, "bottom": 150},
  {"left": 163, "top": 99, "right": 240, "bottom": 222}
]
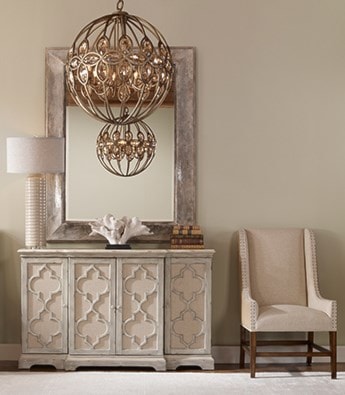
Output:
[{"left": 7, "top": 137, "right": 64, "bottom": 174}]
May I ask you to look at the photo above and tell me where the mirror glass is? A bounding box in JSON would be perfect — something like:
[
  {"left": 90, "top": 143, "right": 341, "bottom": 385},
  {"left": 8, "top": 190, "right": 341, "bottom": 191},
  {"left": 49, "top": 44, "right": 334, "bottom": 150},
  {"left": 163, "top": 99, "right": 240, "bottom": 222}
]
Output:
[
  {"left": 66, "top": 106, "right": 174, "bottom": 221},
  {"left": 45, "top": 47, "right": 196, "bottom": 243}
]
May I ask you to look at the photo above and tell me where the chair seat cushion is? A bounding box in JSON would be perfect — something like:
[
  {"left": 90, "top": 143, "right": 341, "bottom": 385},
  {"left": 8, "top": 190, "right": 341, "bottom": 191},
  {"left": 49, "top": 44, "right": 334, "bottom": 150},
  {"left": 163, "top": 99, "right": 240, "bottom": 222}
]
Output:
[{"left": 256, "top": 304, "right": 333, "bottom": 332}]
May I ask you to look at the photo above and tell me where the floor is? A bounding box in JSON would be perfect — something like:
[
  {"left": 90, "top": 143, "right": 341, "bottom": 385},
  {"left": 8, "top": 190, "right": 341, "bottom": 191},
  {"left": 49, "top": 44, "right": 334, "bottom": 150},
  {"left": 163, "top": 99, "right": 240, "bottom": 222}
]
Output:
[
  {"left": 2, "top": 368, "right": 344, "bottom": 395},
  {"left": 0, "top": 361, "right": 343, "bottom": 374}
]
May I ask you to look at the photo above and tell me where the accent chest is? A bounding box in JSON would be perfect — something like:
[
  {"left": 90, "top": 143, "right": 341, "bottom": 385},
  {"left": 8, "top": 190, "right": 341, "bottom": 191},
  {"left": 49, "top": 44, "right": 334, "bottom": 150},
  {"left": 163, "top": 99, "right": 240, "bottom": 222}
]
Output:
[{"left": 18, "top": 248, "right": 214, "bottom": 371}]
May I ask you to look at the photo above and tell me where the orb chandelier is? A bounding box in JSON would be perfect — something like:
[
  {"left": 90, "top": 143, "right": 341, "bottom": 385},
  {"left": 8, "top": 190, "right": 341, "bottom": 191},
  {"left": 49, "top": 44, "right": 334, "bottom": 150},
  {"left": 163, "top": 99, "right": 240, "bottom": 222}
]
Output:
[
  {"left": 96, "top": 121, "right": 156, "bottom": 177},
  {"left": 66, "top": 0, "right": 174, "bottom": 126}
]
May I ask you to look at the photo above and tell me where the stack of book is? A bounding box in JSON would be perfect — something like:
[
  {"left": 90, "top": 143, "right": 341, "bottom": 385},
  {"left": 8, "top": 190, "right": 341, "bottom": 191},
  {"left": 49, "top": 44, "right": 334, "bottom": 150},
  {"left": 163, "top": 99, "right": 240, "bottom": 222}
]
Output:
[{"left": 170, "top": 225, "right": 204, "bottom": 249}]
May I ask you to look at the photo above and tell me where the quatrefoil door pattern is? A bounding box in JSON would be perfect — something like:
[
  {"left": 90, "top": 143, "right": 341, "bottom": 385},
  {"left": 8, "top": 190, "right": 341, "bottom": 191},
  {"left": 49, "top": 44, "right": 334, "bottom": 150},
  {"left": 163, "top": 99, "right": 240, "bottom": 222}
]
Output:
[
  {"left": 23, "top": 258, "right": 67, "bottom": 353},
  {"left": 70, "top": 259, "right": 115, "bottom": 354},
  {"left": 166, "top": 258, "right": 211, "bottom": 354},
  {"left": 117, "top": 258, "right": 164, "bottom": 355}
]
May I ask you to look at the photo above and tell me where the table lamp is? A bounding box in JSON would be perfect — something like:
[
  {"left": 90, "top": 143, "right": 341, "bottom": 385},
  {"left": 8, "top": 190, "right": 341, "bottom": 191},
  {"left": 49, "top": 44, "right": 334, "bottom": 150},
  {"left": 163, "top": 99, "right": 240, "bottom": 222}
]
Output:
[{"left": 6, "top": 137, "right": 64, "bottom": 248}]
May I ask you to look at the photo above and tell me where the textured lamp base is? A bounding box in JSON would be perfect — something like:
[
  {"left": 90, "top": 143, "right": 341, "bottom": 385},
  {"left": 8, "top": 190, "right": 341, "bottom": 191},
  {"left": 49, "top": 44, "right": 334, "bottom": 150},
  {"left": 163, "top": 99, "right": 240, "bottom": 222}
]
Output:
[{"left": 25, "top": 175, "right": 46, "bottom": 248}]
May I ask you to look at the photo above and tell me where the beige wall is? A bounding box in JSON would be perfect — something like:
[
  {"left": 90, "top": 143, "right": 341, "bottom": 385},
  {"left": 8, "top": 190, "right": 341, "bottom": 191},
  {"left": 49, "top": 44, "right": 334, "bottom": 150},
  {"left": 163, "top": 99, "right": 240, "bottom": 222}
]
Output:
[{"left": 1, "top": 0, "right": 345, "bottom": 346}]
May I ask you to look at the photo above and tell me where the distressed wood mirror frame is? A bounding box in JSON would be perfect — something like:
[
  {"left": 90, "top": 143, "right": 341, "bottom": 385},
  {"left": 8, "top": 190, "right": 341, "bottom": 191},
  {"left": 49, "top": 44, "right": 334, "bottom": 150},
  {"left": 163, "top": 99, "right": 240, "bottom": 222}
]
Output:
[{"left": 45, "top": 47, "right": 196, "bottom": 243}]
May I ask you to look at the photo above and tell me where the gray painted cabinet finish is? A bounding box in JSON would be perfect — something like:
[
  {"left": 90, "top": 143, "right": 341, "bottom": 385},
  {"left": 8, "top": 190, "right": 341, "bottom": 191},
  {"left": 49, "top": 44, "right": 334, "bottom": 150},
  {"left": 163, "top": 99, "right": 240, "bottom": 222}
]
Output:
[{"left": 19, "top": 249, "right": 214, "bottom": 371}]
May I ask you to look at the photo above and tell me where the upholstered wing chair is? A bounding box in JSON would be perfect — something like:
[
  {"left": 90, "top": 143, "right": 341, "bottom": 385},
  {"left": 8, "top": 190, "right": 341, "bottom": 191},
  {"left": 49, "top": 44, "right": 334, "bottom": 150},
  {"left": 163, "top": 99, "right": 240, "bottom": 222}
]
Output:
[{"left": 239, "top": 228, "right": 337, "bottom": 378}]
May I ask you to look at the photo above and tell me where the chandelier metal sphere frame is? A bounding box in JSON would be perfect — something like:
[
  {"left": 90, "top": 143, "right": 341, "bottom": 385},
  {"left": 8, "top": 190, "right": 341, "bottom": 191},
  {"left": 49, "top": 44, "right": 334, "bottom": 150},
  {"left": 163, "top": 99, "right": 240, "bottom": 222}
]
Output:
[
  {"left": 96, "top": 120, "right": 157, "bottom": 177},
  {"left": 66, "top": 0, "right": 174, "bottom": 177},
  {"left": 66, "top": 0, "right": 174, "bottom": 126}
]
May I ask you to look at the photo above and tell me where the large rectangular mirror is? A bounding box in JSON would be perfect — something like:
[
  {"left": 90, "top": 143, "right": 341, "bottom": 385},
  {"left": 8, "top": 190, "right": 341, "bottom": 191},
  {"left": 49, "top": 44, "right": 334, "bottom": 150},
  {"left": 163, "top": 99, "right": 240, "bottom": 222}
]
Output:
[{"left": 45, "top": 47, "right": 196, "bottom": 243}]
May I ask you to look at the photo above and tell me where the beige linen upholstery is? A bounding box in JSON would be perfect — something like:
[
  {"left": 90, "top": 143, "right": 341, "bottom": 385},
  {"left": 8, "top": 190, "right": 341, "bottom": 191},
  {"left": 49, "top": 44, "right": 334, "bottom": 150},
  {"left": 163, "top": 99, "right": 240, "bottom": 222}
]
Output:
[{"left": 239, "top": 228, "right": 337, "bottom": 378}]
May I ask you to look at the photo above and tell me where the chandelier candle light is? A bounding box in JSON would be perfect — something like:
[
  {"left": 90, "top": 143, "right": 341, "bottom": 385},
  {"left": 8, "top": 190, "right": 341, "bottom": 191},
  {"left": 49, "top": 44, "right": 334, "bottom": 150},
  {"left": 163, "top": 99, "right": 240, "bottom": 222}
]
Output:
[
  {"left": 6, "top": 137, "right": 64, "bottom": 248},
  {"left": 66, "top": 0, "right": 174, "bottom": 177}
]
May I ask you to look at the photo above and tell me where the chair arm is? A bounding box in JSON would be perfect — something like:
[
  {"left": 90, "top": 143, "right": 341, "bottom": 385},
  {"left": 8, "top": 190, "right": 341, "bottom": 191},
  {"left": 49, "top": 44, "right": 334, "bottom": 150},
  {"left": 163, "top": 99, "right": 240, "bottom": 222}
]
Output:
[
  {"left": 304, "top": 230, "right": 337, "bottom": 329},
  {"left": 308, "top": 295, "right": 337, "bottom": 329},
  {"left": 241, "top": 288, "right": 259, "bottom": 331}
]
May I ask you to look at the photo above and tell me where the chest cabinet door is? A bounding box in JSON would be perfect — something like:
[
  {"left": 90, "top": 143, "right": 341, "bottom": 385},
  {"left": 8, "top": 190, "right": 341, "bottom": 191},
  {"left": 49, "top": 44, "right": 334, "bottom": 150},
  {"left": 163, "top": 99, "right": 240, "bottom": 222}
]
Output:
[
  {"left": 69, "top": 258, "right": 115, "bottom": 354},
  {"left": 22, "top": 257, "right": 68, "bottom": 353},
  {"left": 165, "top": 257, "right": 212, "bottom": 355},
  {"left": 116, "top": 258, "right": 164, "bottom": 355}
]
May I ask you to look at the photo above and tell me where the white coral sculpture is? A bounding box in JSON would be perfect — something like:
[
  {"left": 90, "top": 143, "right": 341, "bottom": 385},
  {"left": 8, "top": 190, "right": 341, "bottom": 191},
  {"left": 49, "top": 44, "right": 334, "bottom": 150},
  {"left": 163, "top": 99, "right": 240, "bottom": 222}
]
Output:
[{"left": 89, "top": 214, "right": 152, "bottom": 244}]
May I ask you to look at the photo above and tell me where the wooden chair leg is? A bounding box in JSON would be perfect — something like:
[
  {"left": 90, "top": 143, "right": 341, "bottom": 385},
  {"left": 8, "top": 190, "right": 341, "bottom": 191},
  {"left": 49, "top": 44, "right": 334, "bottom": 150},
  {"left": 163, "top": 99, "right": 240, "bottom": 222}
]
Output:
[
  {"left": 330, "top": 331, "right": 337, "bottom": 379},
  {"left": 250, "top": 332, "right": 257, "bottom": 378},
  {"left": 307, "top": 332, "right": 313, "bottom": 366},
  {"left": 239, "top": 326, "right": 245, "bottom": 368}
]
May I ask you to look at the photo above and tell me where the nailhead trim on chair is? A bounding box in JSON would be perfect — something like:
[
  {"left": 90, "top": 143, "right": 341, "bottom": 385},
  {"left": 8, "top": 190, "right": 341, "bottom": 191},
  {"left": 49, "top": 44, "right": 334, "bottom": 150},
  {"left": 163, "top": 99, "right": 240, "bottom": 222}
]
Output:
[
  {"left": 249, "top": 301, "right": 258, "bottom": 332},
  {"left": 239, "top": 229, "right": 258, "bottom": 331},
  {"left": 309, "top": 230, "right": 337, "bottom": 331},
  {"left": 239, "top": 229, "right": 249, "bottom": 289},
  {"left": 309, "top": 229, "right": 322, "bottom": 299}
]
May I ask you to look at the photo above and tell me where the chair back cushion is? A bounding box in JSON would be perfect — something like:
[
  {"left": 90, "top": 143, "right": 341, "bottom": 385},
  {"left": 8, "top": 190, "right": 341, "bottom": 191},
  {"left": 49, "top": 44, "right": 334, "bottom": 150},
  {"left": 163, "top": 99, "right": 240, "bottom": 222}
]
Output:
[{"left": 246, "top": 228, "right": 307, "bottom": 306}]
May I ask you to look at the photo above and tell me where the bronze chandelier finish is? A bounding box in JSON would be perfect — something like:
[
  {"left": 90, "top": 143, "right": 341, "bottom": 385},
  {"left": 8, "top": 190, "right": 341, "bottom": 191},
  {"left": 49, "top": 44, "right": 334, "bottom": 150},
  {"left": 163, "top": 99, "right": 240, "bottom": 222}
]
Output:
[
  {"left": 96, "top": 121, "right": 156, "bottom": 177},
  {"left": 66, "top": 0, "right": 174, "bottom": 126},
  {"left": 66, "top": 0, "right": 173, "bottom": 177}
]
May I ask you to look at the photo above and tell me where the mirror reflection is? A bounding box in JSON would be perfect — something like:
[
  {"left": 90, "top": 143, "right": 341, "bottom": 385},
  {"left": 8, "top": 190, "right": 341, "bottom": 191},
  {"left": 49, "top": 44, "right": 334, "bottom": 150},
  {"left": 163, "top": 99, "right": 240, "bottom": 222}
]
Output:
[{"left": 66, "top": 106, "right": 174, "bottom": 221}]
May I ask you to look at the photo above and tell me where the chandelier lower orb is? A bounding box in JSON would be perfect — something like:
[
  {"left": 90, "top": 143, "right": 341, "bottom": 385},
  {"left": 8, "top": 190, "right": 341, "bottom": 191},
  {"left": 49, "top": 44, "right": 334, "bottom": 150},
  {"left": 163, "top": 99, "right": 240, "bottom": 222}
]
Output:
[
  {"left": 66, "top": 0, "right": 174, "bottom": 125},
  {"left": 96, "top": 121, "right": 157, "bottom": 177}
]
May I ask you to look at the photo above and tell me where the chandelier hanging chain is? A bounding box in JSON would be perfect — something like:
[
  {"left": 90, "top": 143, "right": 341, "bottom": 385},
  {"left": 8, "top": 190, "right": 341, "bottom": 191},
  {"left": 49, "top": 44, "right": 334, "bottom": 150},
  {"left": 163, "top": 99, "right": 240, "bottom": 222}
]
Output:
[{"left": 117, "top": 0, "right": 124, "bottom": 11}]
